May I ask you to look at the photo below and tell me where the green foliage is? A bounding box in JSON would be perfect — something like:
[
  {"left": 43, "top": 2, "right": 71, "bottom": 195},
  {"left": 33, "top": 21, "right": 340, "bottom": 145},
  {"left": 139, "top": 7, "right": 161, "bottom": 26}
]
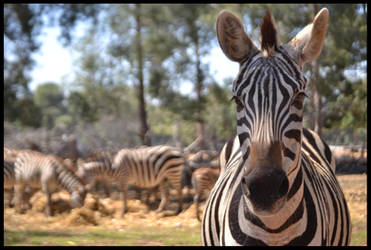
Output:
[
  {"left": 33, "top": 82, "right": 64, "bottom": 109},
  {"left": 54, "top": 114, "right": 74, "bottom": 130},
  {"left": 4, "top": 4, "right": 367, "bottom": 147},
  {"left": 67, "top": 91, "right": 97, "bottom": 123},
  {"left": 14, "top": 98, "right": 43, "bottom": 128}
]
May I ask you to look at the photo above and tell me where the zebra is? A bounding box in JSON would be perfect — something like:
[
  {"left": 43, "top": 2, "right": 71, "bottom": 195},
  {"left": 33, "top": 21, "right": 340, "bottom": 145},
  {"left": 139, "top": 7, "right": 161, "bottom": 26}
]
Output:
[
  {"left": 191, "top": 166, "right": 220, "bottom": 221},
  {"left": 4, "top": 159, "right": 16, "bottom": 206},
  {"left": 4, "top": 147, "right": 21, "bottom": 162},
  {"left": 76, "top": 149, "right": 161, "bottom": 204},
  {"left": 182, "top": 150, "right": 219, "bottom": 193},
  {"left": 76, "top": 149, "right": 119, "bottom": 197},
  {"left": 14, "top": 150, "right": 87, "bottom": 216},
  {"left": 202, "top": 8, "right": 351, "bottom": 246},
  {"left": 112, "top": 145, "right": 185, "bottom": 217}
]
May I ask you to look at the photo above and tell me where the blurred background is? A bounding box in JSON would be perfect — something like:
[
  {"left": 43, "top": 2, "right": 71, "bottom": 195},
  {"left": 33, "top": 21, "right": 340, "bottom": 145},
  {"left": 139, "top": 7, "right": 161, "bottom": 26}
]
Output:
[{"left": 4, "top": 3, "right": 367, "bottom": 157}]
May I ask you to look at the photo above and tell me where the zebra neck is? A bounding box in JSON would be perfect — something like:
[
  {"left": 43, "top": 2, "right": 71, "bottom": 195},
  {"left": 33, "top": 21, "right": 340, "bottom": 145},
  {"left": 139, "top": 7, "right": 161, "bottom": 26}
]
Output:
[
  {"left": 238, "top": 169, "right": 306, "bottom": 245},
  {"left": 55, "top": 165, "right": 83, "bottom": 194}
]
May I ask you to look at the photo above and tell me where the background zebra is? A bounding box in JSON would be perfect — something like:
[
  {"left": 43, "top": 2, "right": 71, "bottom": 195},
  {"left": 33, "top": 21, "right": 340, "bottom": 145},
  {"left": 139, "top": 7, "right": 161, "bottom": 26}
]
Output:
[
  {"left": 112, "top": 145, "right": 185, "bottom": 217},
  {"left": 3, "top": 147, "right": 36, "bottom": 208},
  {"left": 191, "top": 166, "right": 220, "bottom": 221},
  {"left": 14, "top": 150, "right": 87, "bottom": 216},
  {"left": 76, "top": 149, "right": 119, "bottom": 197},
  {"left": 202, "top": 8, "right": 351, "bottom": 246}
]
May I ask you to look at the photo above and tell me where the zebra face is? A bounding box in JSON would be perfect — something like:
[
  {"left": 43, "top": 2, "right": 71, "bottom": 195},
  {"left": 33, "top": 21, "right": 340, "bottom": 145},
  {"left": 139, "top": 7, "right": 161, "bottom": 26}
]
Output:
[{"left": 216, "top": 9, "right": 328, "bottom": 214}]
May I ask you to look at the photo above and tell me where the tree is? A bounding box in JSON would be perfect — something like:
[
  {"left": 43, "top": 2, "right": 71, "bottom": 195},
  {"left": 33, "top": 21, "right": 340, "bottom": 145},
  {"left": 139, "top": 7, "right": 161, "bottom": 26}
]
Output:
[
  {"left": 167, "top": 4, "right": 218, "bottom": 150},
  {"left": 4, "top": 4, "right": 43, "bottom": 125},
  {"left": 33, "top": 82, "right": 65, "bottom": 128},
  {"left": 67, "top": 91, "right": 97, "bottom": 123},
  {"left": 106, "top": 4, "right": 186, "bottom": 146}
]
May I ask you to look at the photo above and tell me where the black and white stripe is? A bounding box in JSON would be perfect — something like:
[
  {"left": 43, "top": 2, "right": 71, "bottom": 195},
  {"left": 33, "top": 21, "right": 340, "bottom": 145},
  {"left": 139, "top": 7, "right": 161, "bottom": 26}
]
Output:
[
  {"left": 202, "top": 9, "right": 350, "bottom": 246},
  {"left": 14, "top": 150, "right": 86, "bottom": 216},
  {"left": 191, "top": 166, "right": 220, "bottom": 221},
  {"left": 76, "top": 149, "right": 118, "bottom": 197},
  {"left": 112, "top": 145, "right": 185, "bottom": 217}
]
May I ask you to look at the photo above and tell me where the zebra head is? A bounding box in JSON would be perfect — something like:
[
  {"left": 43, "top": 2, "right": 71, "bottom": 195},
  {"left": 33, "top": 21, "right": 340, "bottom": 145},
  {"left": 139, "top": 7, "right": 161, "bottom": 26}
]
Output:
[
  {"left": 70, "top": 185, "right": 87, "bottom": 208},
  {"left": 216, "top": 9, "right": 329, "bottom": 214}
]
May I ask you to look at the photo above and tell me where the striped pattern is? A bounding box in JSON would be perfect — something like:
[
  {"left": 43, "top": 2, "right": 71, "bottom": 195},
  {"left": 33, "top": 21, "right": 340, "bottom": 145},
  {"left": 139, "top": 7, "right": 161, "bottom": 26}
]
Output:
[
  {"left": 112, "top": 145, "right": 185, "bottom": 217},
  {"left": 202, "top": 9, "right": 350, "bottom": 246},
  {"left": 202, "top": 133, "right": 351, "bottom": 245},
  {"left": 4, "top": 160, "right": 16, "bottom": 189},
  {"left": 76, "top": 149, "right": 118, "bottom": 197},
  {"left": 191, "top": 166, "right": 220, "bottom": 221},
  {"left": 14, "top": 150, "right": 86, "bottom": 216}
]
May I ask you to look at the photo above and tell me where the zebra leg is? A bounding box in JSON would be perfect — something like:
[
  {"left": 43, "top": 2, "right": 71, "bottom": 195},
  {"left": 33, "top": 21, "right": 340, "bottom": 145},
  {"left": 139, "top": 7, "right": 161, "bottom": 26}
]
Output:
[
  {"left": 5, "top": 188, "right": 14, "bottom": 207},
  {"left": 169, "top": 178, "right": 183, "bottom": 214},
  {"left": 101, "top": 179, "right": 110, "bottom": 198},
  {"left": 42, "top": 183, "right": 53, "bottom": 217},
  {"left": 192, "top": 177, "right": 202, "bottom": 221},
  {"left": 14, "top": 183, "right": 26, "bottom": 213},
  {"left": 194, "top": 193, "right": 201, "bottom": 221},
  {"left": 119, "top": 183, "right": 129, "bottom": 217},
  {"left": 155, "top": 181, "right": 169, "bottom": 213}
]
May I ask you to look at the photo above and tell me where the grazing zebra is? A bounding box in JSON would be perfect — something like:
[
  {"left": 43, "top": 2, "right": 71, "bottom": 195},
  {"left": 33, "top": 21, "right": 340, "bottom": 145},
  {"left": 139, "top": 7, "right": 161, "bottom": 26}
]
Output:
[
  {"left": 202, "top": 8, "right": 351, "bottom": 246},
  {"left": 191, "top": 166, "right": 220, "bottom": 221},
  {"left": 4, "top": 159, "right": 16, "bottom": 206},
  {"left": 112, "top": 145, "right": 185, "bottom": 217},
  {"left": 76, "top": 149, "right": 119, "bottom": 197},
  {"left": 14, "top": 150, "right": 86, "bottom": 216}
]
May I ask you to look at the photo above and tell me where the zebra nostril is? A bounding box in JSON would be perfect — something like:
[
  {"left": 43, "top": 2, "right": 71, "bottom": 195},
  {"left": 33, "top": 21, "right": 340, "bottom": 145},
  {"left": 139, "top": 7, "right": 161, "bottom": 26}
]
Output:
[
  {"left": 278, "top": 177, "right": 289, "bottom": 198},
  {"left": 241, "top": 176, "right": 250, "bottom": 197}
]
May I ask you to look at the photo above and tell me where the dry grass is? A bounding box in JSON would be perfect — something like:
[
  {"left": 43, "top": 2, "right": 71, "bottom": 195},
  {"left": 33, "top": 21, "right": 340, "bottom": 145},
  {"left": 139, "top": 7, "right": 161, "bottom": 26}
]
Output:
[{"left": 4, "top": 174, "right": 367, "bottom": 246}]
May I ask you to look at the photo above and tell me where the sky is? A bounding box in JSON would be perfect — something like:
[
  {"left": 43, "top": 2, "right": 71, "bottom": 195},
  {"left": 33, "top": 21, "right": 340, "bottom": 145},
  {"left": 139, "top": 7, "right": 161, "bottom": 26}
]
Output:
[
  {"left": 29, "top": 25, "right": 239, "bottom": 96},
  {"left": 29, "top": 22, "right": 366, "bottom": 96}
]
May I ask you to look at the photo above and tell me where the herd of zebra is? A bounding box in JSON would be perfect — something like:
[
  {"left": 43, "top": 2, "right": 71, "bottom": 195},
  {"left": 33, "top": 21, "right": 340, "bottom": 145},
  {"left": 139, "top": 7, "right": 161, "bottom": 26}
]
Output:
[
  {"left": 4, "top": 7, "right": 352, "bottom": 246},
  {"left": 4, "top": 146, "right": 220, "bottom": 220}
]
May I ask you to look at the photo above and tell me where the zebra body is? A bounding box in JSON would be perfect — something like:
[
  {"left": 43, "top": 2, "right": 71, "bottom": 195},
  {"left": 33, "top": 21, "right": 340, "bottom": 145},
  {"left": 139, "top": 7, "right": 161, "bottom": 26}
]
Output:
[
  {"left": 191, "top": 166, "right": 220, "bottom": 221},
  {"left": 112, "top": 145, "right": 185, "bottom": 217},
  {"left": 4, "top": 160, "right": 15, "bottom": 190},
  {"left": 76, "top": 149, "right": 118, "bottom": 197},
  {"left": 14, "top": 150, "right": 86, "bottom": 216},
  {"left": 202, "top": 8, "right": 350, "bottom": 246}
]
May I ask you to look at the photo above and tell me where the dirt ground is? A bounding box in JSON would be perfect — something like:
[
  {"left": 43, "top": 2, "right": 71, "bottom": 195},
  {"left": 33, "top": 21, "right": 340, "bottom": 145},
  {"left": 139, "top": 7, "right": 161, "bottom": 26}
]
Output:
[
  {"left": 4, "top": 188, "right": 203, "bottom": 232},
  {"left": 4, "top": 149, "right": 367, "bottom": 245}
]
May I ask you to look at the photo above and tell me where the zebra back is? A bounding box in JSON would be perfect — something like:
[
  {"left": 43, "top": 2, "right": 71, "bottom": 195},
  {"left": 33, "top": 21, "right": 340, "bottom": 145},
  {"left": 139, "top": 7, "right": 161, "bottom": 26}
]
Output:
[{"left": 77, "top": 149, "right": 118, "bottom": 182}]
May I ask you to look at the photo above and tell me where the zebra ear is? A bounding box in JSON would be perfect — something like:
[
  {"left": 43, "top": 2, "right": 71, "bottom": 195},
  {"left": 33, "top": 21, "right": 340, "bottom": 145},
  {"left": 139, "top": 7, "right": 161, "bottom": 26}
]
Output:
[
  {"left": 217, "top": 10, "right": 257, "bottom": 63},
  {"left": 260, "top": 10, "right": 281, "bottom": 56},
  {"left": 288, "top": 8, "right": 329, "bottom": 67}
]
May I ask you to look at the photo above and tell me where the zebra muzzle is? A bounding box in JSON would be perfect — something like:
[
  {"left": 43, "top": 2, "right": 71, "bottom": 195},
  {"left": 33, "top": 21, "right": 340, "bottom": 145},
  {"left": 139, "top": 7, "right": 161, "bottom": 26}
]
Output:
[{"left": 241, "top": 168, "right": 289, "bottom": 213}]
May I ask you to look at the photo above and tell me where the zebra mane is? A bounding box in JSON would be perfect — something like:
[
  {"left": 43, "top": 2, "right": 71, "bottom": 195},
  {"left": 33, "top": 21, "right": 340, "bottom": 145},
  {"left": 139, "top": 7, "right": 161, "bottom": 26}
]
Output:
[
  {"left": 53, "top": 156, "right": 84, "bottom": 193},
  {"left": 260, "top": 10, "right": 280, "bottom": 57}
]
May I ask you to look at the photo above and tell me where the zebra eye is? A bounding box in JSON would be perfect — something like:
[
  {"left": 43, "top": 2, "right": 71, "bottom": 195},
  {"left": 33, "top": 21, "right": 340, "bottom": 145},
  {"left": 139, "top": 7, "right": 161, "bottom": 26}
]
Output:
[
  {"left": 231, "top": 95, "right": 244, "bottom": 107},
  {"left": 292, "top": 92, "right": 307, "bottom": 109}
]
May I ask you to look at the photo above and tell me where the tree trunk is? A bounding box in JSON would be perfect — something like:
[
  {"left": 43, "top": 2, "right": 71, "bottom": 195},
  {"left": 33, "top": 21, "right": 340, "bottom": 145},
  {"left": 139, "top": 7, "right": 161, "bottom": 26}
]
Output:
[
  {"left": 135, "top": 4, "right": 151, "bottom": 146},
  {"left": 195, "top": 31, "right": 205, "bottom": 151}
]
